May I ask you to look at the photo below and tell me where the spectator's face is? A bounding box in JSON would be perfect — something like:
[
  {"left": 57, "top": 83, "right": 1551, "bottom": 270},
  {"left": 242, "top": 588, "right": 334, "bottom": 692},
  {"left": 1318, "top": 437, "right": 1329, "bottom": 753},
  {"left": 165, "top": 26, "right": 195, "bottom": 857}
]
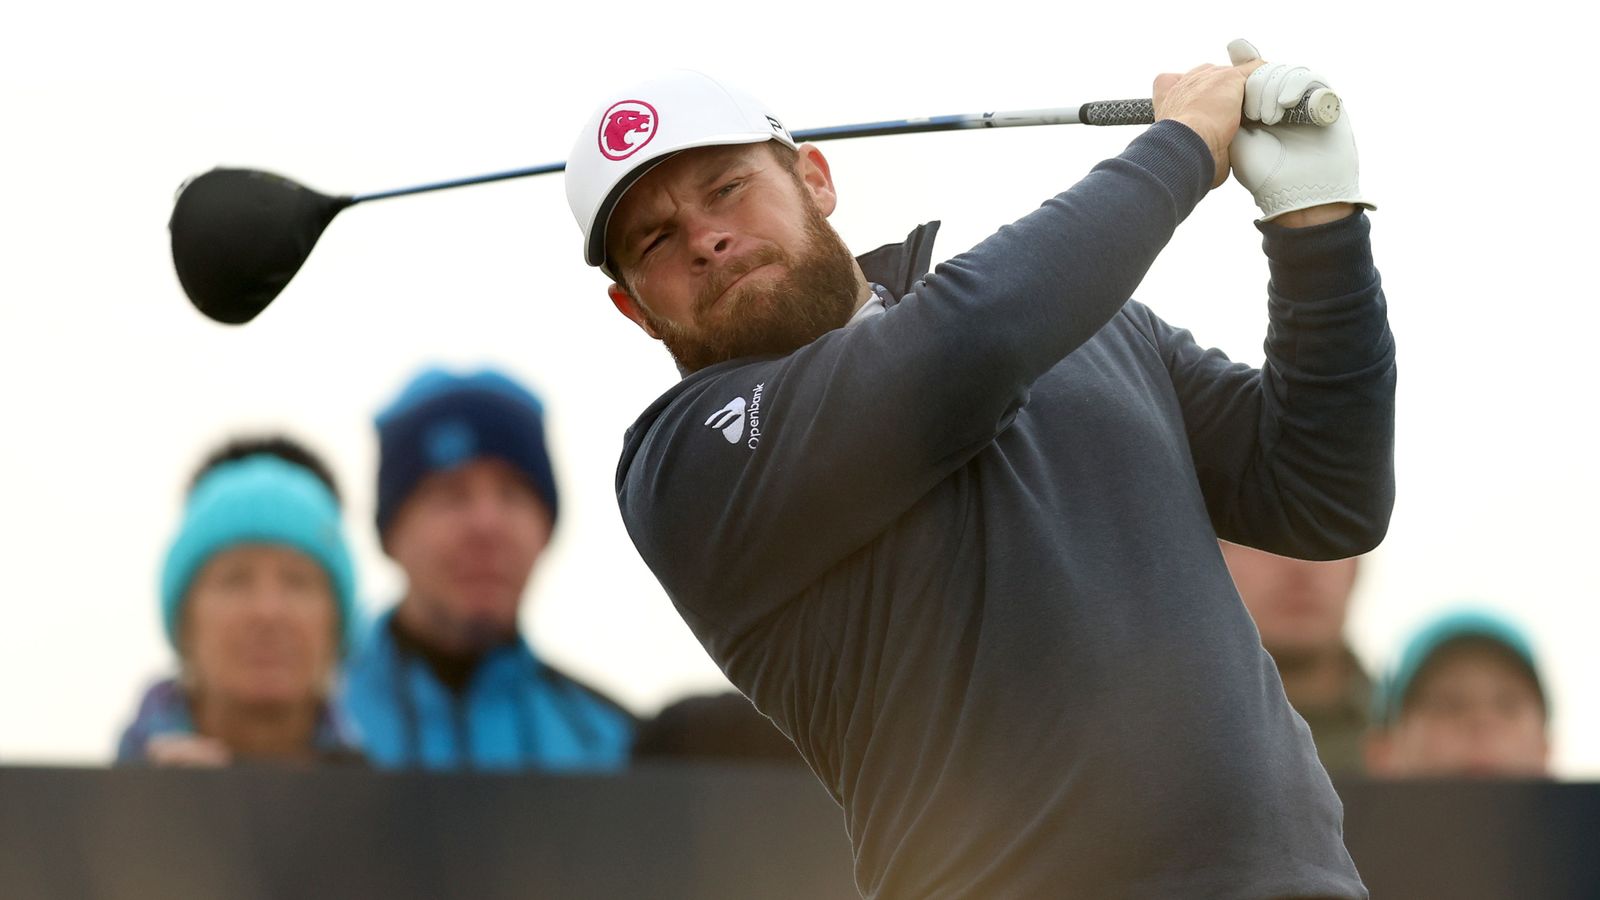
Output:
[
  {"left": 603, "top": 142, "right": 862, "bottom": 373},
  {"left": 182, "top": 544, "right": 338, "bottom": 706},
  {"left": 385, "top": 458, "right": 551, "bottom": 645},
  {"left": 1381, "top": 644, "right": 1549, "bottom": 778},
  {"left": 1221, "top": 543, "right": 1358, "bottom": 659}
]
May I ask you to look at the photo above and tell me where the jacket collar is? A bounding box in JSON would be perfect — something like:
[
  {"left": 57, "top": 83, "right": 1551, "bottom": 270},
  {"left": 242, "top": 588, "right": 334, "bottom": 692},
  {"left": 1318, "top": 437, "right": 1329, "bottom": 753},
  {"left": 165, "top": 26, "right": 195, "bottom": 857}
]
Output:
[{"left": 855, "top": 221, "right": 941, "bottom": 303}]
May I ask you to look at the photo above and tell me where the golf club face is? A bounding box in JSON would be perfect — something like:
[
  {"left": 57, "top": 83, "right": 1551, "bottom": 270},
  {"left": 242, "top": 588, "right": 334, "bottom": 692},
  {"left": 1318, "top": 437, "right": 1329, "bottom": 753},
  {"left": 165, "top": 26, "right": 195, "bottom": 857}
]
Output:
[{"left": 169, "top": 169, "right": 351, "bottom": 324}]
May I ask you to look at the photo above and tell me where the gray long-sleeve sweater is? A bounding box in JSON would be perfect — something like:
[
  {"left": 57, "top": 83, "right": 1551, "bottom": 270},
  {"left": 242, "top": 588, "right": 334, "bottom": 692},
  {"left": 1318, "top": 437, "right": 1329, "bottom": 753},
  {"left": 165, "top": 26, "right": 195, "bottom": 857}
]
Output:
[{"left": 616, "top": 120, "right": 1394, "bottom": 899}]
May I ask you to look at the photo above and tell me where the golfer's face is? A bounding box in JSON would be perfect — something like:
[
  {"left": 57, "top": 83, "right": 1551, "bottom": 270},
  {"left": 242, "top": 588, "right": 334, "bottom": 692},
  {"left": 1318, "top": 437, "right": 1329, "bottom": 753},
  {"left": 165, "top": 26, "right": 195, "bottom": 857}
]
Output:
[{"left": 607, "top": 143, "right": 816, "bottom": 331}]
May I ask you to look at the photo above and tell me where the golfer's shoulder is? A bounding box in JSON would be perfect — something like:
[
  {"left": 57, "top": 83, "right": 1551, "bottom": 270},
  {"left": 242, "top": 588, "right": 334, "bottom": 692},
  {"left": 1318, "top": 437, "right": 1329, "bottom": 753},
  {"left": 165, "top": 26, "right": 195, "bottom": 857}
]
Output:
[
  {"left": 614, "top": 357, "right": 776, "bottom": 487},
  {"left": 1113, "top": 298, "right": 1167, "bottom": 340}
]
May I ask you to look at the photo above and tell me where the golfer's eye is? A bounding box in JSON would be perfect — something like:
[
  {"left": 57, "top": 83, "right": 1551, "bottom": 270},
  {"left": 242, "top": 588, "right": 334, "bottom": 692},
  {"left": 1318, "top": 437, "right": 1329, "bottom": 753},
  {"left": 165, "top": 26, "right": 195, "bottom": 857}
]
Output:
[
  {"left": 716, "top": 179, "right": 742, "bottom": 199},
  {"left": 641, "top": 231, "right": 669, "bottom": 258}
]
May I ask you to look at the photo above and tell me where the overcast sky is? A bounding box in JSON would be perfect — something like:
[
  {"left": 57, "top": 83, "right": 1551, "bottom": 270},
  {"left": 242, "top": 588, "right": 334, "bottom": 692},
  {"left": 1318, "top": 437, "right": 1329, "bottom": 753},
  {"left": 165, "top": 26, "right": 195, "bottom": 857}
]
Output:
[{"left": 4, "top": 2, "right": 1596, "bottom": 774}]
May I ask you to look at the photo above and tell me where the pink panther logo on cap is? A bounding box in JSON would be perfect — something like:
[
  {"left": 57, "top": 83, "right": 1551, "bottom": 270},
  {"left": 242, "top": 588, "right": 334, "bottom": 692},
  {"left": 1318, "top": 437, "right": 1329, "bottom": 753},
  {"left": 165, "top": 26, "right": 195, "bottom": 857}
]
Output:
[{"left": 599, "top": 100, "right": 658, "bottom": 162}]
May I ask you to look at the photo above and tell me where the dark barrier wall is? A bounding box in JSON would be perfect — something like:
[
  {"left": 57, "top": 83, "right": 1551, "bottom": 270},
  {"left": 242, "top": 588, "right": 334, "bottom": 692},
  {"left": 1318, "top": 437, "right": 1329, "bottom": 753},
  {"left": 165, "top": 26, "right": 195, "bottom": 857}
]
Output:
[
  {"left": 1339, "top": 778, "right": 1600, "bottom": 899},
  {"left": 3, "top": 766, "right": 1596, "bottom": 899}
]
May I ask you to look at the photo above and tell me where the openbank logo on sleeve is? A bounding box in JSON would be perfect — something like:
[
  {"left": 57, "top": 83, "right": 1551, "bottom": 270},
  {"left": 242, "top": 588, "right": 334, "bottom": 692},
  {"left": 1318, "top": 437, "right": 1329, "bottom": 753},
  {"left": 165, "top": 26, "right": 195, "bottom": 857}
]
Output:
[
  {"left": 706, "top": 397, "right": 745, "bottom": 443},
  {"left": 704, "top": 384, "right": 766, "bottom": 450}
]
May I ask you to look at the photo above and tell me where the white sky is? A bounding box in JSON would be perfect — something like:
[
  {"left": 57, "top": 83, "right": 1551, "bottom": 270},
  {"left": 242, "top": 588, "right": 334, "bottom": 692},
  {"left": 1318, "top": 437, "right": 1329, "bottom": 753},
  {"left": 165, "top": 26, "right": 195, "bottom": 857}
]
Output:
[{"left": 4, "top": 3, "right": 1597, "bottom": 775}]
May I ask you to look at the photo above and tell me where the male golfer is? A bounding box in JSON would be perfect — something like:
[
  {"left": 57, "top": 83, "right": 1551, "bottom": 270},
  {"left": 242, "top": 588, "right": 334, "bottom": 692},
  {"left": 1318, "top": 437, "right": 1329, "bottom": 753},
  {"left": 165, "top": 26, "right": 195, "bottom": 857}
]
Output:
[{"left": 566, "top": 41, "right": 1392, "bottom": 898}]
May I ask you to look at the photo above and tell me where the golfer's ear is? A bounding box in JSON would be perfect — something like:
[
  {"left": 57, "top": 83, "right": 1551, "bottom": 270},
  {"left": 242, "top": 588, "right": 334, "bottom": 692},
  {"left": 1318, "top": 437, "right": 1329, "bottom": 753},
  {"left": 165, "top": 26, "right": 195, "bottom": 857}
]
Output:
[
  {"left": 794, "top": 142, "right": 837, "bottom": 216},
  {"left": 609, "top": 283, "right": 660, "bottom": 338}
]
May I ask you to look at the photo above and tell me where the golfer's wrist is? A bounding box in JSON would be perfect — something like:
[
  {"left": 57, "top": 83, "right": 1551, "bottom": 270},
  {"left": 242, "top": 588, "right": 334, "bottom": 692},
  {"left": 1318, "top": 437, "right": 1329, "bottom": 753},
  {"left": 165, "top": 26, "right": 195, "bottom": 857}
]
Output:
[
  {"left": 1164, "top": 116, "right": 1227, "bottom": 174},
  {"left": 1273, "top": 203, "right": 1357, "bottom": 229},
  {"left": 1121, "top": 121, "right": 1218, "bottom": 214}
]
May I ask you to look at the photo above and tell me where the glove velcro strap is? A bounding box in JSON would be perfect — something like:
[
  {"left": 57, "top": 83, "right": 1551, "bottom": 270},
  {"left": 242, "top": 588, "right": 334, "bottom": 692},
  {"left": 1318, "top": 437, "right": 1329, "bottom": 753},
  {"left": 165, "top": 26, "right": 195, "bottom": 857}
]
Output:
[{"left": 1257, "top": 182, "right": 1373, "bottom": 221}]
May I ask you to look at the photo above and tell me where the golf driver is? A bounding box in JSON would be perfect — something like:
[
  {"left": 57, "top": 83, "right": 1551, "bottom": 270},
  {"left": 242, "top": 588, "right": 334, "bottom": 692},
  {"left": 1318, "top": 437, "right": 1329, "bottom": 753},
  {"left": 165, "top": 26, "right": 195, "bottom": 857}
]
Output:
[{"left": 171, "top": 89, "right": 1340, "bottom": 325}]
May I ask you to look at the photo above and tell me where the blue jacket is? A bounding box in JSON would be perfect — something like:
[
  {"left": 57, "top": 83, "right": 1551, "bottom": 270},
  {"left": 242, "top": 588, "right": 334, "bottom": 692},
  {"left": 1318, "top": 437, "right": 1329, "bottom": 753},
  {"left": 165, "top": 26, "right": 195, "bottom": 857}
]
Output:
[{"left": 340, "top": 611, "right": 635, "bottom": 771}]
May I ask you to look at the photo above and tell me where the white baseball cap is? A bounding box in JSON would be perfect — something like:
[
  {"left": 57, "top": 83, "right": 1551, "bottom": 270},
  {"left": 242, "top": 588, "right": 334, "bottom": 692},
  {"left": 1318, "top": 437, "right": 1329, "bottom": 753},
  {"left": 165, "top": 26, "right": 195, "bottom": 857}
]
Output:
[{"left": 565, "top": 70, "right": 797, "bottom": 275}]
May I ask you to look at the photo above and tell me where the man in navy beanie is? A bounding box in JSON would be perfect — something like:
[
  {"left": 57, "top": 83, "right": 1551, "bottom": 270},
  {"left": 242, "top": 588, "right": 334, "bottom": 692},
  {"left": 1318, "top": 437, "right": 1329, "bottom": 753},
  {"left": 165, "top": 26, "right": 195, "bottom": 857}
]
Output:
[{"left": 341, "top": 366, "right": 635, "bottom": 770}]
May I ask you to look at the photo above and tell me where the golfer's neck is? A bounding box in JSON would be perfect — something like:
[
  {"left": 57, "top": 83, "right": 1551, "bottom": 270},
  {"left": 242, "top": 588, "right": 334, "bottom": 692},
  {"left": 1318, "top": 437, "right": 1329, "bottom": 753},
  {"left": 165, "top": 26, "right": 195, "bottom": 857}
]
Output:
[{"left": 849, "top": 266, "right": 874, "bottom": 313}]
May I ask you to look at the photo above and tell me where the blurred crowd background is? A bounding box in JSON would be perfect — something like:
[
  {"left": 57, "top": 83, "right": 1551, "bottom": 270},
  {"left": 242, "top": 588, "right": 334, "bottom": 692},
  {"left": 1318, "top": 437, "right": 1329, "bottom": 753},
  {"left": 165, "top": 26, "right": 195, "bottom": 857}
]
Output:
[{"left": 54, "top": 363, "right": 1557, "bottom": 784}]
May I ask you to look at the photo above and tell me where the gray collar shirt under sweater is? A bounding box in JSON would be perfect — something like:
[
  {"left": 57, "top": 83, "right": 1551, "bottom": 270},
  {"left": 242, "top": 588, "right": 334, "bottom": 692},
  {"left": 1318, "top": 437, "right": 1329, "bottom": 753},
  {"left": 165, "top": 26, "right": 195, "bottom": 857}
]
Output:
[{"left": 616, "top": 121, "right": 1394, "bottom": 899}]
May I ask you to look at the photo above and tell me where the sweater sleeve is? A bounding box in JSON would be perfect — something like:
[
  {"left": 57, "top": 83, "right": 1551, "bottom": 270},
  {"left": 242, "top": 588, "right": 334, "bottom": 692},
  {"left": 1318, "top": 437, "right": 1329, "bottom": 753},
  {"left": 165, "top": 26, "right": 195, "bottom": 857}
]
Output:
[
  {"left": 618, "top": 122, "right": 1216, "bottom": 636},
  {"left": 1146, "top": 211, "right": 1396, "bottom": 559}
]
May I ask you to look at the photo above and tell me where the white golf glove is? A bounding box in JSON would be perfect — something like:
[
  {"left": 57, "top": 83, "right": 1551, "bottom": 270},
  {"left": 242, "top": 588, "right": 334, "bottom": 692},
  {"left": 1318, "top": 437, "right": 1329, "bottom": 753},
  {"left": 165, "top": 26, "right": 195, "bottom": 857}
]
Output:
[{"left": 1226, "top": 39, "right": 1375, "bottom": 222}]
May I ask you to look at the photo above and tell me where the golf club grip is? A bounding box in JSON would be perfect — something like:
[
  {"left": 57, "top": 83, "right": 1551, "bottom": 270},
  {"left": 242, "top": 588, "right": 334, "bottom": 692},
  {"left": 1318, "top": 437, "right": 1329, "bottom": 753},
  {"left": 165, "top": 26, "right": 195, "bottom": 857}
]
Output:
[{"left": 1080, "top": 88, "right": 1339, "bottom": 127}]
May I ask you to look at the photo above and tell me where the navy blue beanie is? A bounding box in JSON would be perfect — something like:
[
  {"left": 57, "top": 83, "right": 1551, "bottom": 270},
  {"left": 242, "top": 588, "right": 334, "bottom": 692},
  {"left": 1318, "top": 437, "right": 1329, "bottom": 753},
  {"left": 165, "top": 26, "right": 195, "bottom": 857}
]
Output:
[{"left": 375, "top": 367, "right": 558, "bottom": 535}]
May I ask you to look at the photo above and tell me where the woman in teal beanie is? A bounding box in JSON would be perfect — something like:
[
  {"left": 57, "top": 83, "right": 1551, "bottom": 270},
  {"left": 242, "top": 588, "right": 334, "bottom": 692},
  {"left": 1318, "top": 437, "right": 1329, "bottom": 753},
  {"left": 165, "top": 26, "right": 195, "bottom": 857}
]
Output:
[{"left": 116, "top": 438, "right": 364, "bottom": 765}]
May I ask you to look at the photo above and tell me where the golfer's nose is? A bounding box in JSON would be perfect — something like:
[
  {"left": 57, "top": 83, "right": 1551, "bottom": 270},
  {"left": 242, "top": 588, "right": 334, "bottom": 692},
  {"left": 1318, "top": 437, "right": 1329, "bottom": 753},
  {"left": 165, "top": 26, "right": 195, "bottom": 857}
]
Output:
[{"left": 686, "top": 216, "right": 736, "bottom": 269}]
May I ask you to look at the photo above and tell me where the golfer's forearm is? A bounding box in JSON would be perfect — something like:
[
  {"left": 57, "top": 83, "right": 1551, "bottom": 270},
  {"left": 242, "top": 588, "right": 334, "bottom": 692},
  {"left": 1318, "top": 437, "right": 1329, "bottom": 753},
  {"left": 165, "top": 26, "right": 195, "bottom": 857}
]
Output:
[
  {"left": 1259, "top": 211, "right": 1389, "bottom": 374},
  {"left": 1248, "top": 211, "right": 1395, "bottom": 558}
]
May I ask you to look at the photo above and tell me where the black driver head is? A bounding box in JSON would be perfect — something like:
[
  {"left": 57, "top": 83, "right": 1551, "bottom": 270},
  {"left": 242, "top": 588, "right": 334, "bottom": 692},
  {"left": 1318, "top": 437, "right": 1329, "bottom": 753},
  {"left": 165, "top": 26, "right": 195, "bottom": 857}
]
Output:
[{"left": 169, "top": 168, "right": 352, "bottom": 324}]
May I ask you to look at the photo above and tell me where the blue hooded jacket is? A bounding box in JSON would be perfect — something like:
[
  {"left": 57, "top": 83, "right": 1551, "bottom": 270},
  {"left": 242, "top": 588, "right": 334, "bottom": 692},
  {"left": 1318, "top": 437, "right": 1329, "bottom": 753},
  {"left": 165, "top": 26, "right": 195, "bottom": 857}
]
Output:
[{"left": 339, "top": 611, "right": 634, "bottom": 771}]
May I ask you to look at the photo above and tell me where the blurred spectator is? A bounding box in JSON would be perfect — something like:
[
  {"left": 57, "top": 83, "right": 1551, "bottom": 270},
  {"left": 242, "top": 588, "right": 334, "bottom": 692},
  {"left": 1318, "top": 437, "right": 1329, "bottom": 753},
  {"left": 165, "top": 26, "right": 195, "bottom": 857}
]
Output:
[
  {"left": 634, "top": 693, "right": 805, "bottom": 764},
  {"left": 1367, "top": 609, "right": 1550, "bottom": 779},
  {"left": 341, "top": 367, "right": 634, "bottom": 770},
  {"left": 1221, "top": 542, "right": 1369, "bottom": 774},
  {"left": 117, "top": 438, "right": 362, "bottom": 766}
]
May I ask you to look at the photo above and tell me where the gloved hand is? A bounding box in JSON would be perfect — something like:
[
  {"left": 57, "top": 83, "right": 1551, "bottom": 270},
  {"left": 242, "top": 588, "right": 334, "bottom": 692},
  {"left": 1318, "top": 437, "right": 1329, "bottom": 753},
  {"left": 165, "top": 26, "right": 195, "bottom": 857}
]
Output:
[{"left": 1226, "top": 39, "right": 1375, "bottom": 222}]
